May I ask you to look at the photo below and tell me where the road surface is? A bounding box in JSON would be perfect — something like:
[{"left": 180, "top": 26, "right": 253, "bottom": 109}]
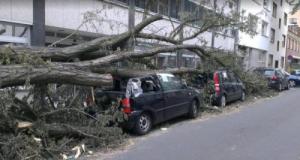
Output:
[{"left": 108, "top": 88, "right": 300, "bottom": 160}]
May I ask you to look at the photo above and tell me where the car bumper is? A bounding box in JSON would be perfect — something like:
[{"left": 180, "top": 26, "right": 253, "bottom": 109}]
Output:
[
  {"left": 268, "top": 81, "right": 279, "bottom": 89},
  {"left": 121, "top": 111, "right": 143, "bottom": 130},
  {"left": 211, "top": 93, "right": 221, "bottom": 105}
]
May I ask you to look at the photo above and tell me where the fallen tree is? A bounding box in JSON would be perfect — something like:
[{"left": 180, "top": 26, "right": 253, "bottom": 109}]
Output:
[{"left": 0, "top": 2, "right": 259, "bottom": 159}]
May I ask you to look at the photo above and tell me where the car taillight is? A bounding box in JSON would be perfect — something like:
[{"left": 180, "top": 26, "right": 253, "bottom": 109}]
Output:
[
  {"left": 85, "top": 96, "right": 93, "bottom": 107},
  {"left": 271, "top": 76, "right": 278, "bottom": 81},
  {"left": 213, "top": 72, "right": 221, "bottom": 95},
  {"left": 121, "top": 98, "right": 132, "bottom": 114}
]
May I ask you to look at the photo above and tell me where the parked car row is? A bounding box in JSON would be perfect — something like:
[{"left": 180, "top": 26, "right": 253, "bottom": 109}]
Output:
[
  {"left": 91, "top": 68, "right": 298, "bottom": 135},
  {"left": 254, "top": 67, "right": 300, "bottom": 90},
  {"left": 254, "top": 68, "right": 290, "bottom": 91}
]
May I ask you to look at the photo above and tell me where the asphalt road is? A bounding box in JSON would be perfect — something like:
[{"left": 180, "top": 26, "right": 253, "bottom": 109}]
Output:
[{"left": 109, "top": 88, "right": 300, "bottom": 160}]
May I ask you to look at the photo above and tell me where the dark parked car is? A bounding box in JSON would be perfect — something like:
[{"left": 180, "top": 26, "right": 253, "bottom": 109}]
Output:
[
  {"left": 194, "top": 70, "right": 245, "bottom": 107},
  {"left": 254, "top": 68, "right": 289, "bottom": 91},
  {"left": 95, "top": 73, "right": 202, "bottom": 135},
  {"left": 288, "top": 70, "right": 300, "bottom": 87}
]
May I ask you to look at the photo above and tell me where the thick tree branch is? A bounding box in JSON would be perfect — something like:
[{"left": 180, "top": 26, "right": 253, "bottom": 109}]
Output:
[
  {"left": 137, "top": 33, "right": 180, "bottom": 44},
  {"left": 93, "top": 68, "right": 201, "bottom": 78},
  {"left": 0, "top": 15, "right": 163, "bottom": 62},
  {"left": 0, "top": 65, "right": 112, "bottom": 88}
]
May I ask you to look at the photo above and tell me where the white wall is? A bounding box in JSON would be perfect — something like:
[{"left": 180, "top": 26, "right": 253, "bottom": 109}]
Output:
[
  {"left": 239, "top": 0, "right": 290, "bottom": 69},
  {"left": 0, "top": 0, "right": 33, "bottom": 24},
  {"left": 0, "top": 0, "right": 235, "bottom": 52}
]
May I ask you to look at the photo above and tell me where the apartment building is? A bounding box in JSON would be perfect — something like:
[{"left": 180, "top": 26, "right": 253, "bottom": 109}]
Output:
[
  {"left": 238, "top": 0, "right": 290, "bottom": 69},
  {"left": 286, "top": 24, "right": 300, "bottom": 70},
  {"left": 0, "top": 0, "right": 238, "bottom": 69}
]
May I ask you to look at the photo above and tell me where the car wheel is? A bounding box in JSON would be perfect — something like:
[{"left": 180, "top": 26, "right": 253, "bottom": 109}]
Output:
[
  {"left": 218, "top": 95, "right": 226, "bottom": 107},
  {"left": 188, "top": 100, "right": 199, "bottom": 119},
  {"left": 240, "top": 91, "right": 246, "bottom": 101},
  {"left": 289, "top": 80, "right": 296, "bottom": 88},
  {"left": 134, "top": 113, "right": 152, "bottom": 135}
]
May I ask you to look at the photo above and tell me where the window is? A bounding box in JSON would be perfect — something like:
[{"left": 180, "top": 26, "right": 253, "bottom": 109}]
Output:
[
  {"left": 147, "top": 0, "right": 158, "bottom": 13},
  {"left": 135, "top": 0, "right": 146, "bottom": 9},
  {"left": 158, "top": 0, "right": 169, "bottom": 15},
  {"left": 277, "top": 41, "right": 280, "bottom": 51},
  {"left": 280, "top": 0, "right": 283, "bottom": 6},
  {"left": 228, "top": 1, "right": 234, "bottom": 9},
  {"left": 278, "top": 18, "right": 281, "bottom": 29},
  {"left": 249, "top": 14, "right": 258, "bottom": 32},
  {"left": 184, "top": 0, "right": 197, "bottom": 13},
  {"left": 268, "top": 54, "right": 273, "bottom": 67},
  {"left": 272, "top": 2, "right": 277, "bottom": 18},
  {"left": 0, "top": 22, "right": 31, "bottom": 45},
  {"left": 116, "top": 0, "right": 128, "bottom": 4},
  {"left": 282, "top": 35, "right": 286, "bottom": 47},
  {"left": 275, "top": 60, "right": 279, "bottom": 68},
  {"left": 270, "top": 28, "right": 275, "bottom": 43},
  {"left": 261, "top": 21, "right": 268, "bottom": 36},
  {"left": 168, "top": 56, "right": 177, "bottom": 68},
  {"left": 158, "top": 74, "right": 184, "bottom": 91},
  {"left": 141, "top": 78, "right": 158, "bottom": 93},
  {"left": 284, "top": 13, "right": 287, "bottom": 25},
  {"left": 170, "top": 0, "right": 181, "bottom": 19},
  {"left": 263, "top": 0, "right": 269, "bottom": 9}
]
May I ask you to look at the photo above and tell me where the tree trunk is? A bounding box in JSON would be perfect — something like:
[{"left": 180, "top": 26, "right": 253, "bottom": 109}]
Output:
[{"left": 0, "top": 64, "right": 112, "bottom": 88}]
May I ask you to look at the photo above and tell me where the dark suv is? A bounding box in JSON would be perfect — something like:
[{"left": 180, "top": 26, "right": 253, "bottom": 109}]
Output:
[
  {"left": 254, "top": 68, "right": 289, "bottom": 91},
  {"left": 194, "top": 70, "right": 245, "bottom": 107}
]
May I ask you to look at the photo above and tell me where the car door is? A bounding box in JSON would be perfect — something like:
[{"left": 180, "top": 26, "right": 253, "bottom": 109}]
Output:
[
  {"left": 228, "top": 71, "right": 242, "bottom": 100},
  {"left": 157, "top": 74, "right": 190, "bottom": 120},
  {"left": 220, "top": 71, "right": 235, "bottom": 102},
  {"left": 134, "top": 77, "right": 165, "bottom": 123}
]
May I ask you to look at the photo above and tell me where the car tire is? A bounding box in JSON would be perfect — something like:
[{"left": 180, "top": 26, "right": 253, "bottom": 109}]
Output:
[
  {"left": 240, "top": 91, "right": 246, "bottom": 101},
  {"left": 134, "top": 113, "right": 152, "bottom": 135},
  {"left": 289, "top": 80, "right": 296, "bottom": 88},
  {"left": 218, "top": 95, "right": 226, "bottom": 107},
  {"left": 188, "top": 100, "right": 199, "bottom": 119}
]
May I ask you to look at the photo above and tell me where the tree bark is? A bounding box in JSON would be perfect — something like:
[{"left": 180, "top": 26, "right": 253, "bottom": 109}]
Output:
[
  {"left": 0, "top": 15, "right": 163, "bottom": 62},
  {"left": 0, "top": 64, "right": 112, "bottom": 88},
  {"left": 93, "top": 68, "right": 200, "bottom": 78}
]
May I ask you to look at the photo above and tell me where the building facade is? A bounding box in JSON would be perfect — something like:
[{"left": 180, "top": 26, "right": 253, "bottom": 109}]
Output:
[
  {"left": 0, "top": 0, "right": 238, "bottom": 69},
  {"left": 286, "top": 25, "right": 300, "bottom": 70},
  {"left": 238, "top": 0, "right": 290, "bottom": 70}
]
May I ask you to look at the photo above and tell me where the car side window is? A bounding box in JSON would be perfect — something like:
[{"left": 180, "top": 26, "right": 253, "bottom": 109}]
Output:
[
  {"left": 276, "top": 70, "right": 283, "bottom": 78},
  {"left": 158, "top": 74, "right": 183, "bottom": 91},
  {"left": 141, "top": 78, "right": 158, "bottom": 93},
  {"left": 221, "top": 71, "right": 230, "bottom": 82},
  {"left": 228, "top": 72, "right": 238, "bottom": 83}
]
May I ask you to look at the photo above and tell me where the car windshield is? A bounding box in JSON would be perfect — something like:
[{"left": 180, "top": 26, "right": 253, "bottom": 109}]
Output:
[{"left": 264, "top": 70, "right": 275, "bottom": 76}]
